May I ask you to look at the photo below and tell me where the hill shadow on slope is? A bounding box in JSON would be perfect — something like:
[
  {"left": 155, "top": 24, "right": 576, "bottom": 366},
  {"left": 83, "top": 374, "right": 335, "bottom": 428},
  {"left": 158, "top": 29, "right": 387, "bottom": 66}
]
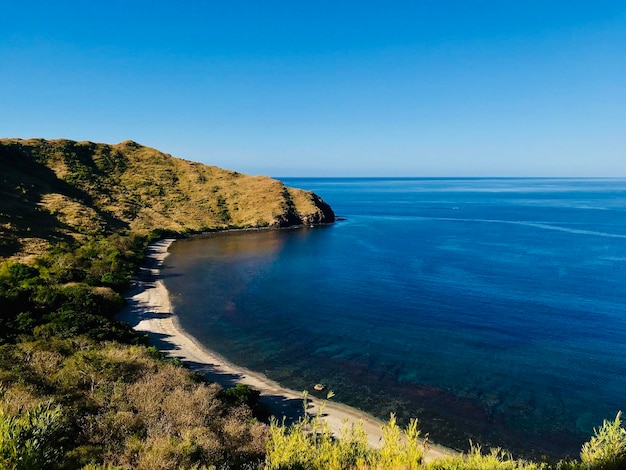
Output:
[{"left": 0, "top": 143, "right": 129, "bottom": 257}]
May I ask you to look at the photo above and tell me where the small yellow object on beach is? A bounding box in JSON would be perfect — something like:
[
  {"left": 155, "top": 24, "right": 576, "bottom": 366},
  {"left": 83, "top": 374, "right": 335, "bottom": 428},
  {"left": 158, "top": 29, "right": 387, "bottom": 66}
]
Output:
[{"left": 313, "top": 383, "right": 325, "bottom": 391}]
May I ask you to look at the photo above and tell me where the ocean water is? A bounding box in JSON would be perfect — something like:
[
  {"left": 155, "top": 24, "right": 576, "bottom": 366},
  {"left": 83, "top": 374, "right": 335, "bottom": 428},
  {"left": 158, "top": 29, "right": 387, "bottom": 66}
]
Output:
[{"left": 162, "top": 178, "right": 626, "bottom": 458}]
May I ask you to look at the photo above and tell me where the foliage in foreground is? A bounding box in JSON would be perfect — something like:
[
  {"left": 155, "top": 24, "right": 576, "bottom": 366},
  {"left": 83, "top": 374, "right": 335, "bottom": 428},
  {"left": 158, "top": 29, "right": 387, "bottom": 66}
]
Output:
[
  {"left": 0, "top": 338, "right": 266, "bottom": 469},
  {"left": 0, "top": 400, "right": 66, "bottom": 470},
  {"left": 265, "top": 392, "right": 540, "bottom": 470},
  {"left": 265, "top": 394, "right": 626, "bottom": 470},
  {"left": 579, "top": 411, "right": 626, "bottom": 470}
]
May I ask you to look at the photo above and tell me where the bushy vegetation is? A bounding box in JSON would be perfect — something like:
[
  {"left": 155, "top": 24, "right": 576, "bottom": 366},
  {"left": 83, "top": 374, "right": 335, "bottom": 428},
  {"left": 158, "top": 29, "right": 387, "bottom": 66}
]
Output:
[
  {"left": 1, "top": 138, "right": 624, "bottom": 468},
  {"left": 0, "top": 234, "right": 147, "bottom": 344},
  {"left": 0, "top": 233, "right": 266, "bottom": 468},
  {"left": 0, "top": 399, "right": 67, "bottom": 469},
  {"left": 0, "top": 338, "right": 267, "bottom": 469},
  {"left": 1, "top": 233, "right": 626, "bottom": 469},
  {"left": 266, "top": 392, "right": 374, "bottom": 470},
  {"left": 579, "top": 412, "right": 626, "bottom": 470},
  {"left": 265, "top": 402, "right": 626, "bottom": 470},
  {"left": 266, "top": 405, "right": 428, "bottom": 470}
]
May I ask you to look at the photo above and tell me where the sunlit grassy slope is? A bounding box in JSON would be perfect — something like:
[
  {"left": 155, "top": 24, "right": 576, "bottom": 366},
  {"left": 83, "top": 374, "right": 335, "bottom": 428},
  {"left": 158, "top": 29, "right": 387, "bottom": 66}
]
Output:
[{"left": 0, "top": 138, "right": 334, "bottom": 258}]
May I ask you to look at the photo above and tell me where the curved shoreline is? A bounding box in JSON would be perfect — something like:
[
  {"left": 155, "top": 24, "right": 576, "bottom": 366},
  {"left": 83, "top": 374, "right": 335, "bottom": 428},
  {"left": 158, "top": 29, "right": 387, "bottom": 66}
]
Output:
[{"left": 119, "top": 238, "right": 456, "bottom": 462}]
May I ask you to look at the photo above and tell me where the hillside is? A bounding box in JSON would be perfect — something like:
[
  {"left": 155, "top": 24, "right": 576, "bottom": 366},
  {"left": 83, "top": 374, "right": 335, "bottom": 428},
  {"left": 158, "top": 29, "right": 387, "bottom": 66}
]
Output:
[
  {"left": 0, "top": 138, "right": 334, "bottom": 258},
  {"left": 2, "top": 140, "right": 626, "bottom": 470}
]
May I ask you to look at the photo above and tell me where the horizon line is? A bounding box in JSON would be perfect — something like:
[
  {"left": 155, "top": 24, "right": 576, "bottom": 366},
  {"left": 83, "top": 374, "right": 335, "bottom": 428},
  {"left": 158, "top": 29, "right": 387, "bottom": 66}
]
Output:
[{"left": 274, "top": 175, "right": 626, "bottom": 180}]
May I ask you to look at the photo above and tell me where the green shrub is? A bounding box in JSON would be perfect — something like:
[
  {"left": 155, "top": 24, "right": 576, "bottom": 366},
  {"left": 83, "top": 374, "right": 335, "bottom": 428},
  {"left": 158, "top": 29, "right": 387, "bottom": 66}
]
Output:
[
  {"left": 219, "top": 383, "right": 261, "bottom": 409},
  {"left": 376, "top": 413, "right": 424, "bottom": 469},
  {"left": 266, "top": 394, "right": 432, "bottom": 470},
  {"left": 428, "top": 445, "right": 544, "bottom": 470},
  {"left": 580, "top": 412, "right": 626, "bottom": 470},
  {"left": 0, "top": 400, "right": 67, "bottom": 470}
]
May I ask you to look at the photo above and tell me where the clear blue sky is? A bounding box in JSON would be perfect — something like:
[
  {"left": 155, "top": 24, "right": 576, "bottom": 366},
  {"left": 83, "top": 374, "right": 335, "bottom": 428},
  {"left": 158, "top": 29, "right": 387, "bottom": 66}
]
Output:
[{"left": 2, "top": 1, "right": 625, "bottom": 176}]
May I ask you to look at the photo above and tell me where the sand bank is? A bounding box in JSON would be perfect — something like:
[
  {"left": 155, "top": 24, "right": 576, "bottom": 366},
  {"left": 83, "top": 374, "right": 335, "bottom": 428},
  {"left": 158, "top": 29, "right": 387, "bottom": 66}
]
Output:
[{"left": 119, "top": 238, "right": 456, "bottom": 462}]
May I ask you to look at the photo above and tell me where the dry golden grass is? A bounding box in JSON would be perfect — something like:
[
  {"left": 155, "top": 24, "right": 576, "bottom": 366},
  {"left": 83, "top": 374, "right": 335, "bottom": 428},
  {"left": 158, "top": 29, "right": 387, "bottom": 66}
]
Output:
[
  {"left": 0, "top": 138, "right": 334, "bottom": 258},
  {"left": 40, "top": 193, "right": 107, "bottom": 236}
]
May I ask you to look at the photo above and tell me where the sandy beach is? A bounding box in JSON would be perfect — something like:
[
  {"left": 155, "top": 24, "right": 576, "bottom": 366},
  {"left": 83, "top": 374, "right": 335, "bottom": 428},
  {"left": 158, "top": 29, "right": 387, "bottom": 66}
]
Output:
[{"left": 119, "top": 238, "right": 456, "bottom": 462}]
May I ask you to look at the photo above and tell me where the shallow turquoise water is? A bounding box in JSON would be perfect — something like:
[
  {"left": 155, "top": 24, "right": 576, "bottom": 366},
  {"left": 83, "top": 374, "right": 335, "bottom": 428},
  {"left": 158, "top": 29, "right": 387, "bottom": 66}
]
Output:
[{"left": 163, "top": 178, "right": 626, "bottom": 458}]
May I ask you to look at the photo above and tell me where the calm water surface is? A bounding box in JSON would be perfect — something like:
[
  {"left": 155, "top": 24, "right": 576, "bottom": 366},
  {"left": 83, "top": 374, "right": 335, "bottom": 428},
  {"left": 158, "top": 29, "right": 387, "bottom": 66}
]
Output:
[{"left": 163, "top": 178, "right": 626, "bottom": 458}]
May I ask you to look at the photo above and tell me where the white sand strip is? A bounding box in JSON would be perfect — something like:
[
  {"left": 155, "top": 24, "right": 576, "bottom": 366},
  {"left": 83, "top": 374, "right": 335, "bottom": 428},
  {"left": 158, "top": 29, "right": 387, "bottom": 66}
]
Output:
[{"left": 119, "top": 238, "right": 456, "bottom": 462}]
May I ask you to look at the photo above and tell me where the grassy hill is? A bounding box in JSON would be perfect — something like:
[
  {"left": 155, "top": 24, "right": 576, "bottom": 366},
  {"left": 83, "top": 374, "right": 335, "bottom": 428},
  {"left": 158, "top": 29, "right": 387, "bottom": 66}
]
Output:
[
  {"left": 1, "top": 139, "right": 626, "bottom": 469},
  {"left": 0, "top": 138, "right": 334, "bottom": 258}
]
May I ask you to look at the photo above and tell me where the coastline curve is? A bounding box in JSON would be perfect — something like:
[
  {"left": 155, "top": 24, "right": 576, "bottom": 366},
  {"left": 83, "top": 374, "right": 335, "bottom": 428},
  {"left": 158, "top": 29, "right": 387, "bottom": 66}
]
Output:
[{"left": 118, "top": 237, "right": 456, "bottom": 462}]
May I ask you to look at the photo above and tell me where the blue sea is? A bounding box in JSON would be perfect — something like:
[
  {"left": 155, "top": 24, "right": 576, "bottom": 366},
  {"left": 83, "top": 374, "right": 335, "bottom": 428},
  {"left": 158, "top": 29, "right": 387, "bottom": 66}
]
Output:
[{"left": 162, "top": 178, "right": 626, "bottom": 458}]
